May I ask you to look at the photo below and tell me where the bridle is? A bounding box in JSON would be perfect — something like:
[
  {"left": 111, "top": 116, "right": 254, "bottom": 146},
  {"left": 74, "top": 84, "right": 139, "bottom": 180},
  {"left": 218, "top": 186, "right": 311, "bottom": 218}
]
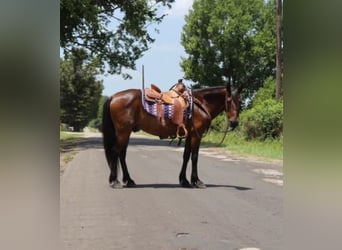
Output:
[{"left": 218, "top": 88, "right": 237, "bottom": 145}]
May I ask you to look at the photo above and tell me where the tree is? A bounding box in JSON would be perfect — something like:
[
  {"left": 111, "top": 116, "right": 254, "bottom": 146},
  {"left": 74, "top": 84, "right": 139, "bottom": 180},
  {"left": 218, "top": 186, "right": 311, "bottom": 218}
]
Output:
[
  {"left": 60, "top": 0, "right": 174, "bottom": 78},
  {"left": 181, "top": 0, "right": 276, "bottom": 98},
  {"left": 88, "top": 95, "right": 108, "bottom": 131},
  {"left": 276, "top": 0, "right": 283, "bottom": 101},
  {"left": 60, "top": 48, "right": 104, "bottom": 131}
]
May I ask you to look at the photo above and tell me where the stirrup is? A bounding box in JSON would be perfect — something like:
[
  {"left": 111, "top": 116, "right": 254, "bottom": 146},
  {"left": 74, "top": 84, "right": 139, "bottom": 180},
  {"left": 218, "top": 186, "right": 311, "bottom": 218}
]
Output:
[{"left": 177, "top": 125, "right": 188, "bottom": 139}]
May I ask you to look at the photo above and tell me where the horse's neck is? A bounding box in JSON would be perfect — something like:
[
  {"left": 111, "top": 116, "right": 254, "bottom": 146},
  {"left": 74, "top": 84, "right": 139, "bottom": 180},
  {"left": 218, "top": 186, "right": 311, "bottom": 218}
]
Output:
[
  {"left": 209, "top": 98, "right": 226, "bottom": 119},
  {"left": 196, "top": 88, "right": 226, "bottom": 119}
]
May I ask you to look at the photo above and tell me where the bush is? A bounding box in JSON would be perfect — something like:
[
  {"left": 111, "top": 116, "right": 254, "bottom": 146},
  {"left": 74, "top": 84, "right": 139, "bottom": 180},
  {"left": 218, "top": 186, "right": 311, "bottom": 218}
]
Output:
[
  {"left": 60, "top": 123, "right": 68, "bottom": 132},
  {"left": 250, "top": 77, "right": 278, "bottom": 106},
  {"left": 210, "top": 113, "right": 227, "bottom": 132},
  {"left": 240, "top": 98, "right": 283, "bottom": 140},
  {"left": 88, "top": 118, "right": 102, "bottom": 131},
  {"left": 239, "top": 77, "right": 283, "bottom": 140}
]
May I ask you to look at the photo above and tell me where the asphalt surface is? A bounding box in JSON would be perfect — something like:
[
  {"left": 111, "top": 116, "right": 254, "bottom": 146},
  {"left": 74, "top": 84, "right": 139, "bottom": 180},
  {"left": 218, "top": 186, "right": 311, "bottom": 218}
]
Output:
[{"left": 60, "top": 134, "right": 283, "bottom": 250}]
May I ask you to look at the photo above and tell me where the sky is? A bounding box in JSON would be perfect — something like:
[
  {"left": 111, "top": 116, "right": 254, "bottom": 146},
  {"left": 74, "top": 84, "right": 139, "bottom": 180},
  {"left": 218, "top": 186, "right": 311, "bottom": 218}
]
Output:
[{"left": 101, "top": 0, "right": 194, "bottom": 96}]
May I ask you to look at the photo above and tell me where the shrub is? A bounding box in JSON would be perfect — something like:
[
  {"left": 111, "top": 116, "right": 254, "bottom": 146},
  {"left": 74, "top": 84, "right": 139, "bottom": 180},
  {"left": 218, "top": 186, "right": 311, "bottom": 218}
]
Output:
[
  {"left": 210, "top": 113, "right": 227, "bottom": 132},
  {"left": 60, "top": 123, "right": 69, "bottom": 132},
  {"left": 88, "top": 118, "right": 102, "bottom": 131},
  {"left": 239, "top": 77, "right": 283, "bottom": 140},
  {"left": 240, "top": 98, "right": 283, "bottom": 140},
  {"left": 251, "top": 77, "right": 278, "bottom": 106}
]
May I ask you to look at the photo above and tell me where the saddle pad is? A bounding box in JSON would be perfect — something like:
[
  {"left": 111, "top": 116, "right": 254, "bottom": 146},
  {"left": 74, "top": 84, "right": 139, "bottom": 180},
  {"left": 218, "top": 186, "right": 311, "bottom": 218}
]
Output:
[{"left": 143, "top": 101, "right": 174, "bottom": 119}]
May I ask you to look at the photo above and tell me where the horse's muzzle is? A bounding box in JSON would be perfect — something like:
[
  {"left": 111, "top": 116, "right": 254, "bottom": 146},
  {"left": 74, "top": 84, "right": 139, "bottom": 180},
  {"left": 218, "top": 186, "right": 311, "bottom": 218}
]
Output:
[{"left": 229, "top": 120, "right": 239, "bottom": 130}]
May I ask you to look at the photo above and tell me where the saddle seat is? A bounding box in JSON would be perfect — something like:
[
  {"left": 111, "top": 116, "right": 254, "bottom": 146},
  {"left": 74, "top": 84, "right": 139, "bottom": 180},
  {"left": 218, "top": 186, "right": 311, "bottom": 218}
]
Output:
[
  {"left": 144, "top": 83, "right": 190, "bottom": 138},
  {"left": 144, "top": 84, "right": 174, "bottom": 104}
]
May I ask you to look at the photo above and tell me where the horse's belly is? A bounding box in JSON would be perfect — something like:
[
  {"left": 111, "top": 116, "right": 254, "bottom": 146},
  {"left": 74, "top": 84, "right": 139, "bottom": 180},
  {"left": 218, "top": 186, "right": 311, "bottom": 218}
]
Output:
[{"left": 140, "top": 116, "right": 178, "bottom": 138}]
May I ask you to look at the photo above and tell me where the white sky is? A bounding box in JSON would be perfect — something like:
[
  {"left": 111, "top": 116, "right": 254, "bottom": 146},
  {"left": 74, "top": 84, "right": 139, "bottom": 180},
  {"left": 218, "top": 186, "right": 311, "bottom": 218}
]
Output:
[{"left": 101, "top": 0, "right": 194, "bottom": 96}]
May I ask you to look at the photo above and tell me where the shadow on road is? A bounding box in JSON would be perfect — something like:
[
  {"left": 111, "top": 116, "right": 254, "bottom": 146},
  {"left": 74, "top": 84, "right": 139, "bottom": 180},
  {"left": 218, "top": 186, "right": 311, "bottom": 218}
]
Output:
[
  {"left": 60, "top": 136, "right": 103, "bottom": 154},
  {"left": 126, "top": 183, "right": 252, "bottom": 191},
  {"left": 62, "top": 134, "right": 224, "bottom": 154},
  {"left": 128, "top": 136, "right": 184, "bottom": 148},
  {"left": 64, "top": 135, "right": 185, "bottom": 152},
  {"left": 76, "top": 137, "right": 103, "bottom": 150}
]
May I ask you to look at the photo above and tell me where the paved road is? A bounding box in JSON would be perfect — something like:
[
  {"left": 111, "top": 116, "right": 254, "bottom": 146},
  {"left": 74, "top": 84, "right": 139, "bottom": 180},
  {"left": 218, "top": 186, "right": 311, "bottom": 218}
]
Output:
[{"left": 60, "top": 134, "right": 283, "bottom": 250}]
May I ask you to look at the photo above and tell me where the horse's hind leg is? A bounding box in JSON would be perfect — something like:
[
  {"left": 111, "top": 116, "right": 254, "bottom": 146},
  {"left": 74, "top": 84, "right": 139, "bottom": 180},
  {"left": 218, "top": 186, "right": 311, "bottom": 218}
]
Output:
[
  {"left": 108, "top": 154, "right": 123, "bottom": 188},
  {"left": 116, "top": 131, "right": 136, "bottom": 187},
  {"left": 119, "top": 144, "right": 136, "bottom": 187}
]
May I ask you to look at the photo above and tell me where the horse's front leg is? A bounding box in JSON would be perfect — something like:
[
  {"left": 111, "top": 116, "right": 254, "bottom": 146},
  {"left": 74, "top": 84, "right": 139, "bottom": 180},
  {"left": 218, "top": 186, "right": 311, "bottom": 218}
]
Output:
[
  {"left": 190, "top": 138, "right": 206, "bottom": 188},
  {"left": 179, "top": 136, "right": 192, "bottom": 187}
]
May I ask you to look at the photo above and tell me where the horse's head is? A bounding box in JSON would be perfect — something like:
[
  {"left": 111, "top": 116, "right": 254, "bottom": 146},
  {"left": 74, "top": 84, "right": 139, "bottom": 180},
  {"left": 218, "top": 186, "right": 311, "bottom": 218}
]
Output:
[{"left": 226, "top": 85, "right": 242, "bottom": 130}]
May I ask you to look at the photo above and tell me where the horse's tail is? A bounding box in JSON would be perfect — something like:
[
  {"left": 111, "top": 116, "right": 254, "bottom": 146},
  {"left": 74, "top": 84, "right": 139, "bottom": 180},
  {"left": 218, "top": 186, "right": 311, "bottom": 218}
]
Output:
[{"left": 102, "top": 96, "right": 116, "bottom": 165}]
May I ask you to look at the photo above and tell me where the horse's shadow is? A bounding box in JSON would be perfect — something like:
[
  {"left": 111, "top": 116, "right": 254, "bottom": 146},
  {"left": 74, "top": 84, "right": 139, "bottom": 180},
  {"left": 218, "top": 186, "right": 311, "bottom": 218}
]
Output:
[{"left": 127, "top": 183, "right": 252, "bottom": 190}]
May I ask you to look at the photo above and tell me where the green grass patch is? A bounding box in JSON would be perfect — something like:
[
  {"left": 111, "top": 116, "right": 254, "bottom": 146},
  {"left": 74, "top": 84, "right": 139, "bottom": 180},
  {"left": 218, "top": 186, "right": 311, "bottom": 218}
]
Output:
[
  {"left": 86, "top": 127, "right": 100, "bottom": 133},
  {"left": 133, "top": 129, "right": 283, "bottom": 160},
  {"left": 202, "top": 130, "right": 283, "bottom": 160},
  {"left": 60, "top": 131, "right": 83, "bottom": 141},
  {"left": 60, "top": 131, "right": 83, "bottom": 151},
  {"left": 60, "top": 132, "right": 84, "bottom": 166},
  {"left": 63, "top": 154, "right": 74, "bottom": 164}
]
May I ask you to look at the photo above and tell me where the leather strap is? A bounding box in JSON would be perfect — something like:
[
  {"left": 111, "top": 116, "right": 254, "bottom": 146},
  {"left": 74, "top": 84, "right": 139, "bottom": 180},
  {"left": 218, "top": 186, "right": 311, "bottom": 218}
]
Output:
[{"left": 193, "top": 98, "right": 211, "bottom": 120}]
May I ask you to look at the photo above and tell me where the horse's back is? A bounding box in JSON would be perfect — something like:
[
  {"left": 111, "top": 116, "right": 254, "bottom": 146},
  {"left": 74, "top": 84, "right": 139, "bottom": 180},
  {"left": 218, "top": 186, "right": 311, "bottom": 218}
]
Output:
[
  {"left": 110, "top": 89, "right": 142, "bottom": 107},
  {"left": 111, "top": 89, "right": 141, "bottom": 99},
  {"left": 109, "top": 89, "right": 142, "bottom": 123}
]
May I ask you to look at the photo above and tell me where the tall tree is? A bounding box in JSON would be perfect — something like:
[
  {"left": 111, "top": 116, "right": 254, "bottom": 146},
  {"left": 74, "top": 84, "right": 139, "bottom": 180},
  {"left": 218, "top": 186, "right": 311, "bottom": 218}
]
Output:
[
  {"left": 60, "top": 48, "right": 104, "bottom": 131},
  {"left": 181, "top": 0, "right": 276, "bottom": 98},
  {"left": 60, "top": 0, "right": 174, "bottom": 78},
  {"left": 276, "top": 0, "right": 283, "bottom": 101}
]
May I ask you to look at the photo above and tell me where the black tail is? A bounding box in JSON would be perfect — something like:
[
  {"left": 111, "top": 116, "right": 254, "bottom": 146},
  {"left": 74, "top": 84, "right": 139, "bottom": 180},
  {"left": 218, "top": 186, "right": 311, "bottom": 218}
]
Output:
[{"left": 102, "top": 96, "right": 116, "bottom": 166}]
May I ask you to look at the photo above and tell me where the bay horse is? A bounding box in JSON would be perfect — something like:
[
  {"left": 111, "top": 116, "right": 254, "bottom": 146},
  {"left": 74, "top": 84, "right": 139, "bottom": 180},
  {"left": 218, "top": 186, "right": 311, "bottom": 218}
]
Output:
[{"left": 102, "top": 85, "right": 242, "bottom": 188}]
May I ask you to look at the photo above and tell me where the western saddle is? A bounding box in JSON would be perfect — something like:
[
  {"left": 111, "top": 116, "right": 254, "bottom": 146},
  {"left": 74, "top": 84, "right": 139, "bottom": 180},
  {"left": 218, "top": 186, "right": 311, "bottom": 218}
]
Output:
[{"left": 144, "top": 83, "right": 190, "bottom": 138}]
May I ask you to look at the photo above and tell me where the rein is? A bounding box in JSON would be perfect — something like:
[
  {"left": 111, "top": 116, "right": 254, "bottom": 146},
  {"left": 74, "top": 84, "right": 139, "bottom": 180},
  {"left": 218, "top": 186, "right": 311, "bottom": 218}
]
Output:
[{"left": 218, "top": 89, "right": 231, "bottom": 146}]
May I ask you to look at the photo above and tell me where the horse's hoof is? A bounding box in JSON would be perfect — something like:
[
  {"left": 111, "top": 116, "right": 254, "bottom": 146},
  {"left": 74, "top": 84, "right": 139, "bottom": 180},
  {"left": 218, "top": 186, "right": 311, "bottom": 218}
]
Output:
[
  {"left": 110, "top": 180, "right": 123, "bottom": 189},
  {"left": 125, "top": 179, "right": 136, "bottom": 188},
  {"left": 192, "top": 180, "right": 206, "bottom": 189},
  {"left": 180, "top": 179, "right": 192, "bottom": 188}
]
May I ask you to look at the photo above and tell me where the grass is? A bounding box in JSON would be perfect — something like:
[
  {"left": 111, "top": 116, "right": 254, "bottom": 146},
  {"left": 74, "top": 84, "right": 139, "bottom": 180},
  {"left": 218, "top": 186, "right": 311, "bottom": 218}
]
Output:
[
  {"left": 60, "top": 131, "right": 84, "bottom": 166},
  {"left": 60, "top": 131, "right": 84, "bottom": 141},
  {"left": 135, "top": 129, "right": 282, "bottom": 161},
  {"left": 63, "top": 154, "right": 74, "bottom": 164},
  {"left": 202, "top": 130, "right": 283, "bottom": 160}
]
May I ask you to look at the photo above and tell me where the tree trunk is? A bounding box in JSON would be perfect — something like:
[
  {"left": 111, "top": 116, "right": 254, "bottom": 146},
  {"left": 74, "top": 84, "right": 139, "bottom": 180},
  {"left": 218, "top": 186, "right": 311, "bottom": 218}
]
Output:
[{"left": 276, "top": 0, "right": 283, "bottom": 101}]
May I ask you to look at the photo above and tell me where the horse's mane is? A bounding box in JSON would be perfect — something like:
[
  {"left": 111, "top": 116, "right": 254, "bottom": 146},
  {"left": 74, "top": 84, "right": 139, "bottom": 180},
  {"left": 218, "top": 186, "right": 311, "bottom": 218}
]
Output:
[
  {"left": 192, "top": 86, "right": 226, "bottom": 92},
  {"left": 192, "top": 86, "right": 239, "bottom": 98},
  {"left": 192, "top": 86, "right": 226, "bottom": 99}
]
